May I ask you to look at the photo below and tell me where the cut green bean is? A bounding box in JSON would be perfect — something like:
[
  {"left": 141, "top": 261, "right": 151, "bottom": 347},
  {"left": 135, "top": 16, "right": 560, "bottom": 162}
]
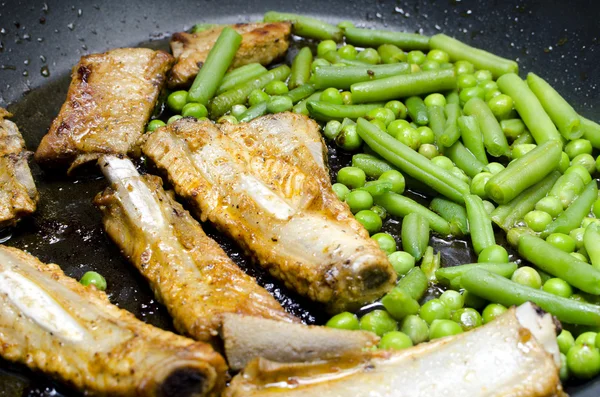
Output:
[
  {"left": 292, "top": 90, "right": 322, "bottom": 115},
  {"left": 518, "top": 234, "right": 600, "bottom": 295},
  {"left": 375, "top": 192, "right": 451, "bottom": 235},
  {"left": 430, "top": 197, "right": 468, "bottom": 236},
  {"left": 445, "top": 140, "right": 486, "bottom": 178},
  {"left": 344, "top": 27, "right": 430, "bottom": 51},
  {"left": 429, "top": 34, "right": 518, "bottom": 79},
  {"left": 351, "top": 69, "right": 457, "bottom": 103},
  {"left": 381, "top": 288, "right": 420, "bottom": 320},
  {"left": 543, "top": 180, "right": 598, "bottom": 237},
  {"left": 307, "top": 101, "right": 385, "bottom": 121},
  {"left": 286, "top": 83, "right": 316, "bottom": 103},
  {"left": 405, "top": 96, "right": 429, "bottom": 126},
  {"left": 320, "top": 50, "right": 370, "bottom": 66},
  {"left": 527, "top": 72, "right": 582, "bottom": 140},
  {"left": 191, "top": 23, "right": 220, "bottom": 33},
  {"left": 461, "top": 268, "right": 600, "bottom": 326},
  {"left": 463, "top": 97, "right": 509, "bottom": 157},
  {"left": 512, "top": 131, "right": 535, "bottom": 146},
  {"left": 238, "top": 102, "right": 268, "bottom": 123},
  {"left": 357, "top": 118, "right": 470, "bottom": 203},
  {"left": 397, "top": 267, "right": 429, "bottom": 301},
  {"left": 427, "top": 105, "right": 446, "bottom": 145},
  {"left": 581, "top": 116, "right": 600, "bottom": 150},
  {"left": 421, "top": 246, "right": 441, "bottom": 282},
  {"left": 490, "top": 171, "right": 560, "bottom": 231},
  {"left": 359, "top": 180, "right": 393, "bottom": 197},
  {"left": 441, "top": 103, "right": 461, "bottom": 147},
  {"left": 485, "top": 140, "right": 562, "bottom": 204},
  {"left": 188, "top": 27, "right": 242, "bottom": 105},
  {"left": 496, "top": 73, "right": 562, "bottom": 144},
  {"left": 549, "top": 171, "right": 586, "bottom": 209},
  {"left": 465, "top": 194, "right": 495, "bottom": 254},
  {"left": 584, "top": 223, "right": 600, "bottom": 271},
  {"left": 436, "top": 262, "right": 517, "bottom": 286},
  {"left": 445, "top": 90, "right": 459, "bottom": 106},
  {"left": 351, "top": 153, "right": 395, "bottom": 179},
  {"left": 378, "top": 44, "right": 406, "bottom": 64},
  {"left": 264, "top": 11, "right": 342, "bottom": 41},
  {"left": 210, "top": 65, "right": 290, "bottom": 118},
  {"left": 312, "top": 63, "right": 411, "bottom": 90},
  {"left": 217, "top": 63, "right": 268, "bottom": 94},
  {"left": 289, "top": 47, "right": 313, "bottom": 90},
  {"left": 500, "top": 118, "right": 526, "bottom": 140},
  {"left": 458, "top": 115, "right": 488, "bottom": 165},
  {"left": 402, "top": 213, "right": 430, "bottom": 261}
]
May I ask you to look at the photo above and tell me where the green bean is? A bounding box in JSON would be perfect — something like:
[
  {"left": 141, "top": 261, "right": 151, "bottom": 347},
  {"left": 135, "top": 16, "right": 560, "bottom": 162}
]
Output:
[
  {"left": 465, "top": 194, "right": 495, "bottom": 254},
  {"left": 461, "top": 268, "right": 600, "bottom": 326},
  {"left": 430, "top": 197, "right": 469, "bottom": 236},
  {"left": 485, "top": 140, "right": 562, "bottom": 204},
  {"left": 585, "top": 223, "right": 600, "bottom": 271},
  {"left": 217, "top": 63, "right": 268, "bottom": 95},
  {"left": 289, "top": 47, "right": 313, "bottom": 90},
  {"left": 311, "top": 63, "right": 411, "bottom": 90},
  {"left": 359, "top": 180, "right": 393, "bottom": 197},
  {"left": 500, "top": 118, "right": 526, "bottom": 140},
  {"left": 375, "top": 192, "right": 451, "bottom": 235},
  {"left": 351, "top": 69, "right": 457, "bottom": 104},
  {"left": 191, "top": 23, "right": 221, "bottom": 33},
  {"left": 549, "top": 171, "right": 586, "bottom": 209},
  {"left": 188, "top": 27, "right": 242, "bottom": 105},
  {"left": 463, "top": 97, "right": 509, "bottom": 157},
  {"left": 320, "top": 50, "right": 370, "bottom": 66},
  {"left": 581, "top": 116, "right": 600, "bottom": 150},
  {"left": 286, "top": 83, "right": 316, "bottom": 104},
  {"left": 381, "top": 288, "right": 420, "bottom": 320},
  {"left": 263, "top": 11, "right": 342, "bottom": 41},
  {"left": 306, "top": 101, "right": 385, "bottom": 121},
  {"left": 357, "top": 118, "right": 470, "bottom": 203},
  {"left": 427, "top": 105, "right": 446, "bottom": 145},
  {"left": 527, "top": 72, "right": 582, "bottom": 140},
  {"left": 402, "top": 213, "right": 430, "bottom": 261},
  {"left": 405, "top": 96, "right": 429, "bottom": 126},
  {"left": 421, "top": 246, "right": 441, "bottom": 282},
  {"left": 378, "top": 44, "right": 407, "bottom": 64},
  {"left": 440, "top": 103, "right": 461, "bottom": 147},
  {"left": 344, "top": 27, "right": 430, "bottom": 51},
  {"left": 458, "top": 115, "right": 488, "bottom": 165},
  {"left": 518, "top": 234, "right": 600, "bottom": 295},
  {"left": 445, "top": 90, "right": 460, "bottom": 105},
  {"left": 445, "top": 141, "right": 486, "bottom": 178},
  {"left": 351, "top": 153, "right": 395, "bottom": 178},
  {"left": 543, "top": 180, "right": 598, "bottom": 237},
  {"left": 496, "top": 73, "right": 562, "bottom": 144},
  {"left": 490, "top": 171, "right": 560, "bottom": 231},
  {"left": 210, "top": 65, "right": 290, "bottom": 118},
  {"left": 512, "top": 131, "right": 535, "bottom": 146},
  {"left": 429, "top": 34, "right": 518, "bottom": 79},
  {"left": 436, "top": 262, "right": 517, "bottom": 287},
  {"left": 292, "top": 90, "right": 322, "bottom": 115},
  {"left": 237, "top": 102, "right": 267, "bottom": 123},
  {"left": 398, "top": 267, "right": 429, "bottom": 301}
]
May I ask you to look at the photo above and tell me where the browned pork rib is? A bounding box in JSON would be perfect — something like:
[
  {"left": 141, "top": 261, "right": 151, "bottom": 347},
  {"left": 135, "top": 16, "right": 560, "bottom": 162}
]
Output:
[
  {"left": 142, "top": 113, "right": 396, "bottom": 313},
  {"left": 95, "top": 156, "right": 297, "bottom": 344},
  {"left": 34, "top": 48, "right": 173, "bottom": 172},
  {"left": 168, "top": 22, "right": 291, "bottom": 88},
  {"left": 0, "top": 108, "right": 38, "bottom": 226},
  {"left": 0, "top": 245, "right": 226, "bottom": 396},
  {"left": 225, "top": 303, "right": 565, "bottom": 397}
]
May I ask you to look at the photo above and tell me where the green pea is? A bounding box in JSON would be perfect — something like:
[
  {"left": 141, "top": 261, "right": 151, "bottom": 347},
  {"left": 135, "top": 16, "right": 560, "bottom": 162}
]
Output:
[
  {"left": 359, "top": 310, "right": 398, "bottom": 337},
  {"left": 217, "top": 115, "right": 238, "bottom": 124},
  {"left": 338, "top": 44, "right": 358, "bottom": 60},
  {"left": 379, "top": 331, "right": 413, "bottom": 350},
  {"left": 384, "top": 100, "right": 405, "bottom": 118},
  {"left": 459, "top": 86, "right": 485, "bottom": 106},
  {"left": 451, "top": 308, "right": 483, "bottom": 331},
  {"left": 576, "top": 332, "right": 598, "bottom": 346},
  {"left": 230, "top": 104, "right": 248, "bottom": 119},
  {"left": 418, "top": 143, "right": 438, "bottom": 159},
  {"left": 323, "top": 120, "right": 342, "bottom": 140},
  {"left": 560, "top": 353, "right": 570, "bottom": 382},
  {"left": 457, "top": 74, "right": 477, "bottom": 90},
  {"left": 264, "top": 80, "right": 289, "bottom": 96},
  {"left": 474, "top": 69, "right": 493, "bottom": 82},
  {"left": 535, "top": 196, "right": 564, "bottom": 218},
  {"left": 345, "top": 190, "right": 373, "bottom": 213},
  {"left": 370, "top": 119, "right": 388, "bottom": 133},
  {"left": 395, "top": 126, "right": 420, "bottom": 150},
  {"left": 321, "top": 87, "right": 344, "bottom": 105},
  {"left": 487, "top": 94, "right": 514, "bottom": 120},
  {"left": 425, "top": 49, "right": 448, "bottom": 63},
  {"left": 557, "top": 329, "right": 575, "bottom": 355},
  {"left": 420, "top": 60, "right": 440, "bottom": 71},
  {"left": 378, "top": 170, "right": 405, "bottom": 194},
  {"left": 439, "top": 290, "right": 464, "bottom": 311},
  {"left": 147, "top": 119, "right": 166, "bottom": 132},
  {"left": 370, "top": 204, "right": 387, "bottom": 220},
  {"left": 326, "top": 312, "right": 359, "bottom": 330},
  {"left": 366, "top": 107, "right": 396, "bottom": 126},
  {"left": 572, "top": 153, "right": 597, "bottom": 174},
  {"left": 167, "top": 115, "right": 183, "bottom": 124},
  {"left": 371, "top": 233, "right": 397, "bottom": 255},
  {"left": 167, "top": 90, "right": 188, "bottom": 112},
  {"left": 479, "top": 80, "right": 498, "bottom": 93},
  {"left": 416, "top": 126, "right": 435, "bottom": 145},
  {"left": 565, "top": 139, "right": 593, "bottom": 160},
  {"left": 400, "top": 315, "right": 429, "bottom": 344},
  {"left": 470, "top": 172, "right": 493, "bottom": 198},
  {"left": 431, "top": 155, "right": 454, "bottom": 171},
  {"left": 570, "top": 227, "right": 586, "bottom": 249},
  {"left": 485, "top": 89, "right": 502, "bottom": 102},
  {"left": 387, "top": 119, "right": 410, "bottom": 137},
  {"left": 424, "top": 93, "right": 447, "bottom": 108},
  {"left": 454, "top": 60, "right": 475, "bottom": 75},
  {"left": 542, "top": 278, "right": 573, "bottom": 298},
  {"left": 267, "top": 95, "right": 293, "bottom": 113},
  {"left": 429, "top": 319, "right": 463, "bottom": 339},
  {"left": 335, "top": 124, "right": 363, "bottom": 151},
  {"left": 477, "top": 244, "right": 509, "bottom": 263},
  {"left": 332, "top": 183, "right": 350, "bottom": 201},
  {"left": 357, "top": 48, "right": 381, "bottom": 64},
  {"left": 511, "top": 266, "right": 542, "bottom": 289},
  {"left": 311, "top": 58, "right": 330, "bottom": 72},
  {"left": 419, "top": 299, "right": 450, "bottom": 325},
  {"left": 355, "top": 210, "right": 383, "bottom": 235},
  {"left": 558, "top": 151, "right": 571, "bottom": 173},
  {"left": 571, "top": 252, "right": 588, "bottom": 263},
  {"left": 481, "top": 303, "right": 507, "bottom": 324},
  {"left": 341, "top": 91, "right": 353, "bottom": 105},
  {"left": 388, "top": 251, "right": 415, "bottom": 275},
  {"left": 337, "top": 166, "right": 366, "bottom": 189},
  {"left": 523, "top": 210, "right": 553, "bottom": 232},
  {"left": 248, "top": 89, "right": 270, "bottom": 106},
  {"left": 485, "top": 162, "right": 505, "bottom": 175},
  {"left": 546, "top": 233, "right": 576, "bottom": 253},
  {"left": 317, "top": 40, "right": 337, "bottom": 57},
  {"left": 406, "top": 50, "right": 426, "bottom": 65},
  {"left": 80, "top": 271, "right": 107, "bottom": 291}
]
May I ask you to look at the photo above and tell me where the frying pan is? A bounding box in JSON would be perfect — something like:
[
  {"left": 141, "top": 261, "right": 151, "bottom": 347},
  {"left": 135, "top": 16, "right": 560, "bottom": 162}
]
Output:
[{"left": 0, "top": 0, "right": 599, "bottom": 395}]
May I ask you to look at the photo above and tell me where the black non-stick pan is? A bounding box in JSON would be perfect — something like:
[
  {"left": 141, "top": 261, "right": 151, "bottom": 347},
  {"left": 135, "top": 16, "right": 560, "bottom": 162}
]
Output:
[{"left": 0, "top": 0, "right": 599, "bottom": 395}]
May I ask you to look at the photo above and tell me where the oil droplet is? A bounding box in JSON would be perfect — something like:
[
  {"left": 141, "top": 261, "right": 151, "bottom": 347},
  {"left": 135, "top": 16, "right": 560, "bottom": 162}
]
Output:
[
  {"left": 40, "top": 65, "right": 50, "bottom": 77},
  {"left": 39, "top": 55, "right": 46, "bottom": 63},
  {"left": 67, "top": 23, "right": 74, "bottom": 31}
]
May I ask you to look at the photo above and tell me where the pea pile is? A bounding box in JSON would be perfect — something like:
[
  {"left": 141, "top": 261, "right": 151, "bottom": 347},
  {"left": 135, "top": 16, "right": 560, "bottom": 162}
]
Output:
[{"left": 142, "top": 11, "right": 600, "bottom": 383}]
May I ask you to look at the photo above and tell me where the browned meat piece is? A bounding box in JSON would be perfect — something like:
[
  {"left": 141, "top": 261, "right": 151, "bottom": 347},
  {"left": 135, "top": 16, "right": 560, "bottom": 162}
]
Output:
[
  {"left": 94, "top": 156, "right": 297, "bottom": 344},
  {"left": 168, "top": 22, "right": 291, "bottom": 88},
  {"left": 0, "top": 245, "right": 226, "bottom": 396},
  {"left": 34, "top": 48, "right": 173, "bottom": 172},
  {"left": 221, "top": 314, "right": 379, "bottom": 371},
  {"left": 0, "top": 108, "right": 38, "bottom": 226},
  {"left": 142, "top": 113, "right": 396, "bottom": 313},
  {"left": 225, "top": 303, "right": 565, "bottom": 397}
]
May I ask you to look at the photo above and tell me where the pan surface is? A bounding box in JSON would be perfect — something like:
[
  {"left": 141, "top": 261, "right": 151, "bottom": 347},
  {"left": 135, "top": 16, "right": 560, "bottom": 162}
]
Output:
[{"left": 0, "top": 0, "right": 599, "bottom": 395}]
